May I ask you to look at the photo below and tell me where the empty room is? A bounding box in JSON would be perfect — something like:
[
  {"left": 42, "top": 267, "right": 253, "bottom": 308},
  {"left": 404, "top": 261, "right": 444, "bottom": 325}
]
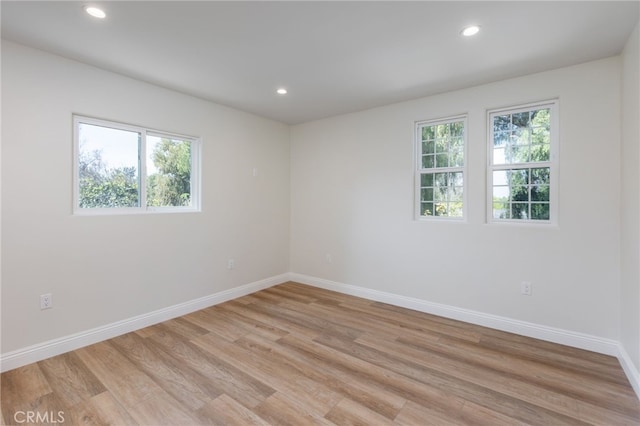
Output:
[{"left": 1, "top": 1, "right": 640, "bottom": 424}]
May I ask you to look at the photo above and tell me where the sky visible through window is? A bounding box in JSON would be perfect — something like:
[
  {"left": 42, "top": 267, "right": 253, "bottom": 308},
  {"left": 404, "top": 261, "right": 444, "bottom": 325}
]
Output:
[{"left": 79, "top": 123, "right": 160, "bottom": 175}]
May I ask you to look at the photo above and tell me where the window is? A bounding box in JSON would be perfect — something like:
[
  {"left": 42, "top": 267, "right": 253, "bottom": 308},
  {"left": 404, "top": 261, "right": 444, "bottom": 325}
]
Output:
[
  {"left": 73, "top": 115, "right": 200, "bottom": 214},
  {"left": 488, "top": 101, "right": 558, "bottom": 223},
  {"left": 415, "top": 116, "right": 467, "bottom": 219}
]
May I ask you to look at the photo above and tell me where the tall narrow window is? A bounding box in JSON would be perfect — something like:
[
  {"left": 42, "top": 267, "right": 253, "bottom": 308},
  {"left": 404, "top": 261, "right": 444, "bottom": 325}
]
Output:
[
  {"left": 415, "top": 116, "right": 467, "bottom": 220},
  {"left": 74, "top": 115, "right": 201, "bottom": 214},
  {"left": 488, "top": 101, "right": 558, "bottom": 223}
]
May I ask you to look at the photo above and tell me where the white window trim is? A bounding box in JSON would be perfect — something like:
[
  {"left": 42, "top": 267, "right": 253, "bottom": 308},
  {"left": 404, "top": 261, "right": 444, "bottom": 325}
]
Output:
[
  {"left": 486, "top": 100, "right": 559, "bottom": 225},
  {"left": 73, "top": 115, "right": 201, "bottom": 215},
  {"left": 414, "top": 114, "right": 468, "bottom": 222}
]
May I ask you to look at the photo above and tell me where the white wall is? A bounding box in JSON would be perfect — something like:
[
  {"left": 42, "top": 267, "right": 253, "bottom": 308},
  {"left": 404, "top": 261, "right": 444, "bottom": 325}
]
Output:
[
  {"left": 291, "top": 57, "right": 622, "bottom": 340},
  {"left": 1, "top": 41, "right": 290, "bottom": 353},
  {"left": 621, "top": 21, "right": 640, "bottom": 373}
]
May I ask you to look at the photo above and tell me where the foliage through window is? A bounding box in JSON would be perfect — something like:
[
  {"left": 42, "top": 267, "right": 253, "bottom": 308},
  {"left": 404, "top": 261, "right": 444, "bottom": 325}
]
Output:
[
  {"left": 416, "top": 116, "right": 466, "bottom": 219},
  {"left": 74, "top": 116, "right": 200, "bottom": 213},
  {"left": 488, "top": 101, "right": 557, "bottom": 223}
]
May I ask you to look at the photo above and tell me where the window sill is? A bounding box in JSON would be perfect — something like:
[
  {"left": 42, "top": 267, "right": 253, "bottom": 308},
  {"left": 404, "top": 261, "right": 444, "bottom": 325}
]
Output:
[{"left": 73, "top": 207, "right": 201, "bottom": 216}]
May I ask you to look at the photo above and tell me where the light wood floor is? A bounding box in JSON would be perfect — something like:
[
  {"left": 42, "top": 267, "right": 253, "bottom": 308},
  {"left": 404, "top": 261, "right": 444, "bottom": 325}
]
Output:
[{"left": 2, "top": 282, "right": 639, "bottom": 425}]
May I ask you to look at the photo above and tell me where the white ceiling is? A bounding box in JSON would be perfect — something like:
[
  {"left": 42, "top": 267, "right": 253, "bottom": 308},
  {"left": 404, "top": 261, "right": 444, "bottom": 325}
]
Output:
[{"left": 2, "top": 1, "right": 638, "bottom": 124}]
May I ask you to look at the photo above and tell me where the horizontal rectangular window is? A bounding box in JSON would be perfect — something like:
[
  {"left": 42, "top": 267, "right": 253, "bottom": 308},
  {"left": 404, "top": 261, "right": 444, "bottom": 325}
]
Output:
[
  {"left": 415, "top": 116, "right": 467, "bottom": 220},
  {"left": 74, "top": 116, "right": 201, "bottom": 214}
]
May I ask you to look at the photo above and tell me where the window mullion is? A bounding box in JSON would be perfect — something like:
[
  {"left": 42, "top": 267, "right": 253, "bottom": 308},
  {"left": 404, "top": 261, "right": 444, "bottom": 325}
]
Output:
[{"left": 140, "top": 129, "right": 147, "bottom": 210}]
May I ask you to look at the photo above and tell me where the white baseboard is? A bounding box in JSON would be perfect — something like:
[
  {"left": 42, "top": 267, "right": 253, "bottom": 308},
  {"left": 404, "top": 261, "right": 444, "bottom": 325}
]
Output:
[
  {"left": 0, "top": 273, "right": 289, "bottom": 373},
  {"left": 618, "top": 344, "right": 640, "bottom": 399},
  {"left": 289, "top": 273, "right": 620, "bottom": 356}
]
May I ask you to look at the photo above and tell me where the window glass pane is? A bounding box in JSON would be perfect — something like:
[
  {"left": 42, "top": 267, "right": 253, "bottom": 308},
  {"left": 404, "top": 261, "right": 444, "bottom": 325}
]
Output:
[
  {"left": 531, "top": 203, "right": 550, "bottom": 220},
  {"left": 421, "top": 202, "right": 434, "bottom": 216},
  {"left": 493, "top": 147, "right": 506, "bottom": 165},
  {"left": 422, "top": 154, "right": 435, "bottom": 169},
  {"left": 421, "top": 173, "right": 433, "bottom": 187},
  {"left": 511, "top": 203, "right": 529, "bottom": 220},
  {"left": 421, "top": 188, "right": 434, "bottom": 202},
  {"left": 510, "top": 185, "right": 529, "bottom": 202},
  {"left": 493, "top": 170, "right": 508, "bottom": 186},
  {"left": 449, "top": 187, "right": 463, "bottom": 202},
  {"left": 505, "top": 145, "right": 530, "bottom": 164},
  {"left": 434, "top": 202, "right": 447, "bottom": 216},
  {"left": 494, "top": 131, "right": 509, "bottom": 148},
  {"left": 422, "top": 126, "right": 435, "bottom": 141},
  {"left": 450, "top": 121, "right": 464, "bottom": 137},
  {"left": 504, "top": 146, "right": 517, "bottom": 163},
  {"left": 531, "top": 185, "right": 550, "bottom": 202},
  {"left": 450, "top": 136, "right": 464, "bottom": 151},
  {"left": 493, "top": 202, "right": 510, "bottom": 219},
  {"left": 531, "top": 108, "right": 550, "bottom": 128},
  {"left": 435, "top": 139, "right": 448, "bottom": 153},
  {"left": 532, "top": 126, "right": 550, "bottom": 144},
  {"left": 436, "top": 124, "right": 448, "bottom": 137},
  {"left": 448, "top": 202, "right": 463, "bottom": 217},
  {"left": 493, "top": 185, "right": 509, "bottom": 201},
  {"left": 513, "top": 128, "right": 530, "bottom": 145},
  {"left": 146, "top": 136, "right": 192, "bottom": 207},
  {"left": 422, "top": 140, "right": 435, "bottom": 154},
  {"left": 436, "top": 153, "right": 449, "bottom": 168},
  {"left": 508, "top": 169, "right": 529, "bottom": 202},
  {"left": 530, "top": 144, "right": 550, "bottom": 162},
  {"left": 508, "top": 169, "right": 529, "bottom": 185},
  {"left": 531, "top": 167, "right": 550, "bottom": 184},
  {"left": 450, "top": 149, "right": 464, "bottom": 167},
  {"left": 434, "top": 186, "right": 447, "bottom": 201},
  {"left": 493, "top": 115, "right": 512, "bottom": 132},
  {"left": 512, "top": 111, "right": 530, "bottom": 128},
  {"left": 450, "top": 172, "right": 463, "bottom": 186},
  {"left": 434, "top": 172, "right": 448, "bottom": 187},
  {"left": 78, "top": 123, "right": 140, "bottom": 208}
]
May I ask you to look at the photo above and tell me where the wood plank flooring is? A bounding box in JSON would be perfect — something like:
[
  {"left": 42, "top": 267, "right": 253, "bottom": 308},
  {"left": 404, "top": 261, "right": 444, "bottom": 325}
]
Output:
[{"left": 2, "top": 282, "right": 639, "bottom": 425}]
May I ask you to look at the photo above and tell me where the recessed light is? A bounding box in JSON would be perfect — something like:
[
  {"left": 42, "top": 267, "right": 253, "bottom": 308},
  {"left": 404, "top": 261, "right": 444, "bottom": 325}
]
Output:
[
  {"left": 85, "top": 6, "right": 106, "bottom": 19},
  {"left": 276, "top": 88, "right": 288, "bottom": 95},
  {"left": 461, "top": 25, "right": 480, "bottom": 37}
]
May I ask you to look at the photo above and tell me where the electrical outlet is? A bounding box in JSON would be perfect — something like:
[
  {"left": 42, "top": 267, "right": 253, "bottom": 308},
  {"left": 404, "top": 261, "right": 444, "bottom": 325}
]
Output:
[
  {"left": 325, "top": 253, "right": 333, "bottom": 264},
  {"left": 40, "top": 293, "right": 53, "bottom": 310},
  {"left": 227, "top": 259, "right": 235, "bottom": 270},
  {"left": 521, "top": 281, "right": 532, "bottom": 296}
]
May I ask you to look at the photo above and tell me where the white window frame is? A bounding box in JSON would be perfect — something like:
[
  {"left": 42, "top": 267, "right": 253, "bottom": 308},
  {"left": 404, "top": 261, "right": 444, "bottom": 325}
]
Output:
[
  {"left": 487, "top": 100, "right": 559, "bottom": 225},
  {"left": 73, "top": 115, "right": 201, "bottom": 215},
  {"left": 414, "top": 115, "right": 468, "bottom": 221}
]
